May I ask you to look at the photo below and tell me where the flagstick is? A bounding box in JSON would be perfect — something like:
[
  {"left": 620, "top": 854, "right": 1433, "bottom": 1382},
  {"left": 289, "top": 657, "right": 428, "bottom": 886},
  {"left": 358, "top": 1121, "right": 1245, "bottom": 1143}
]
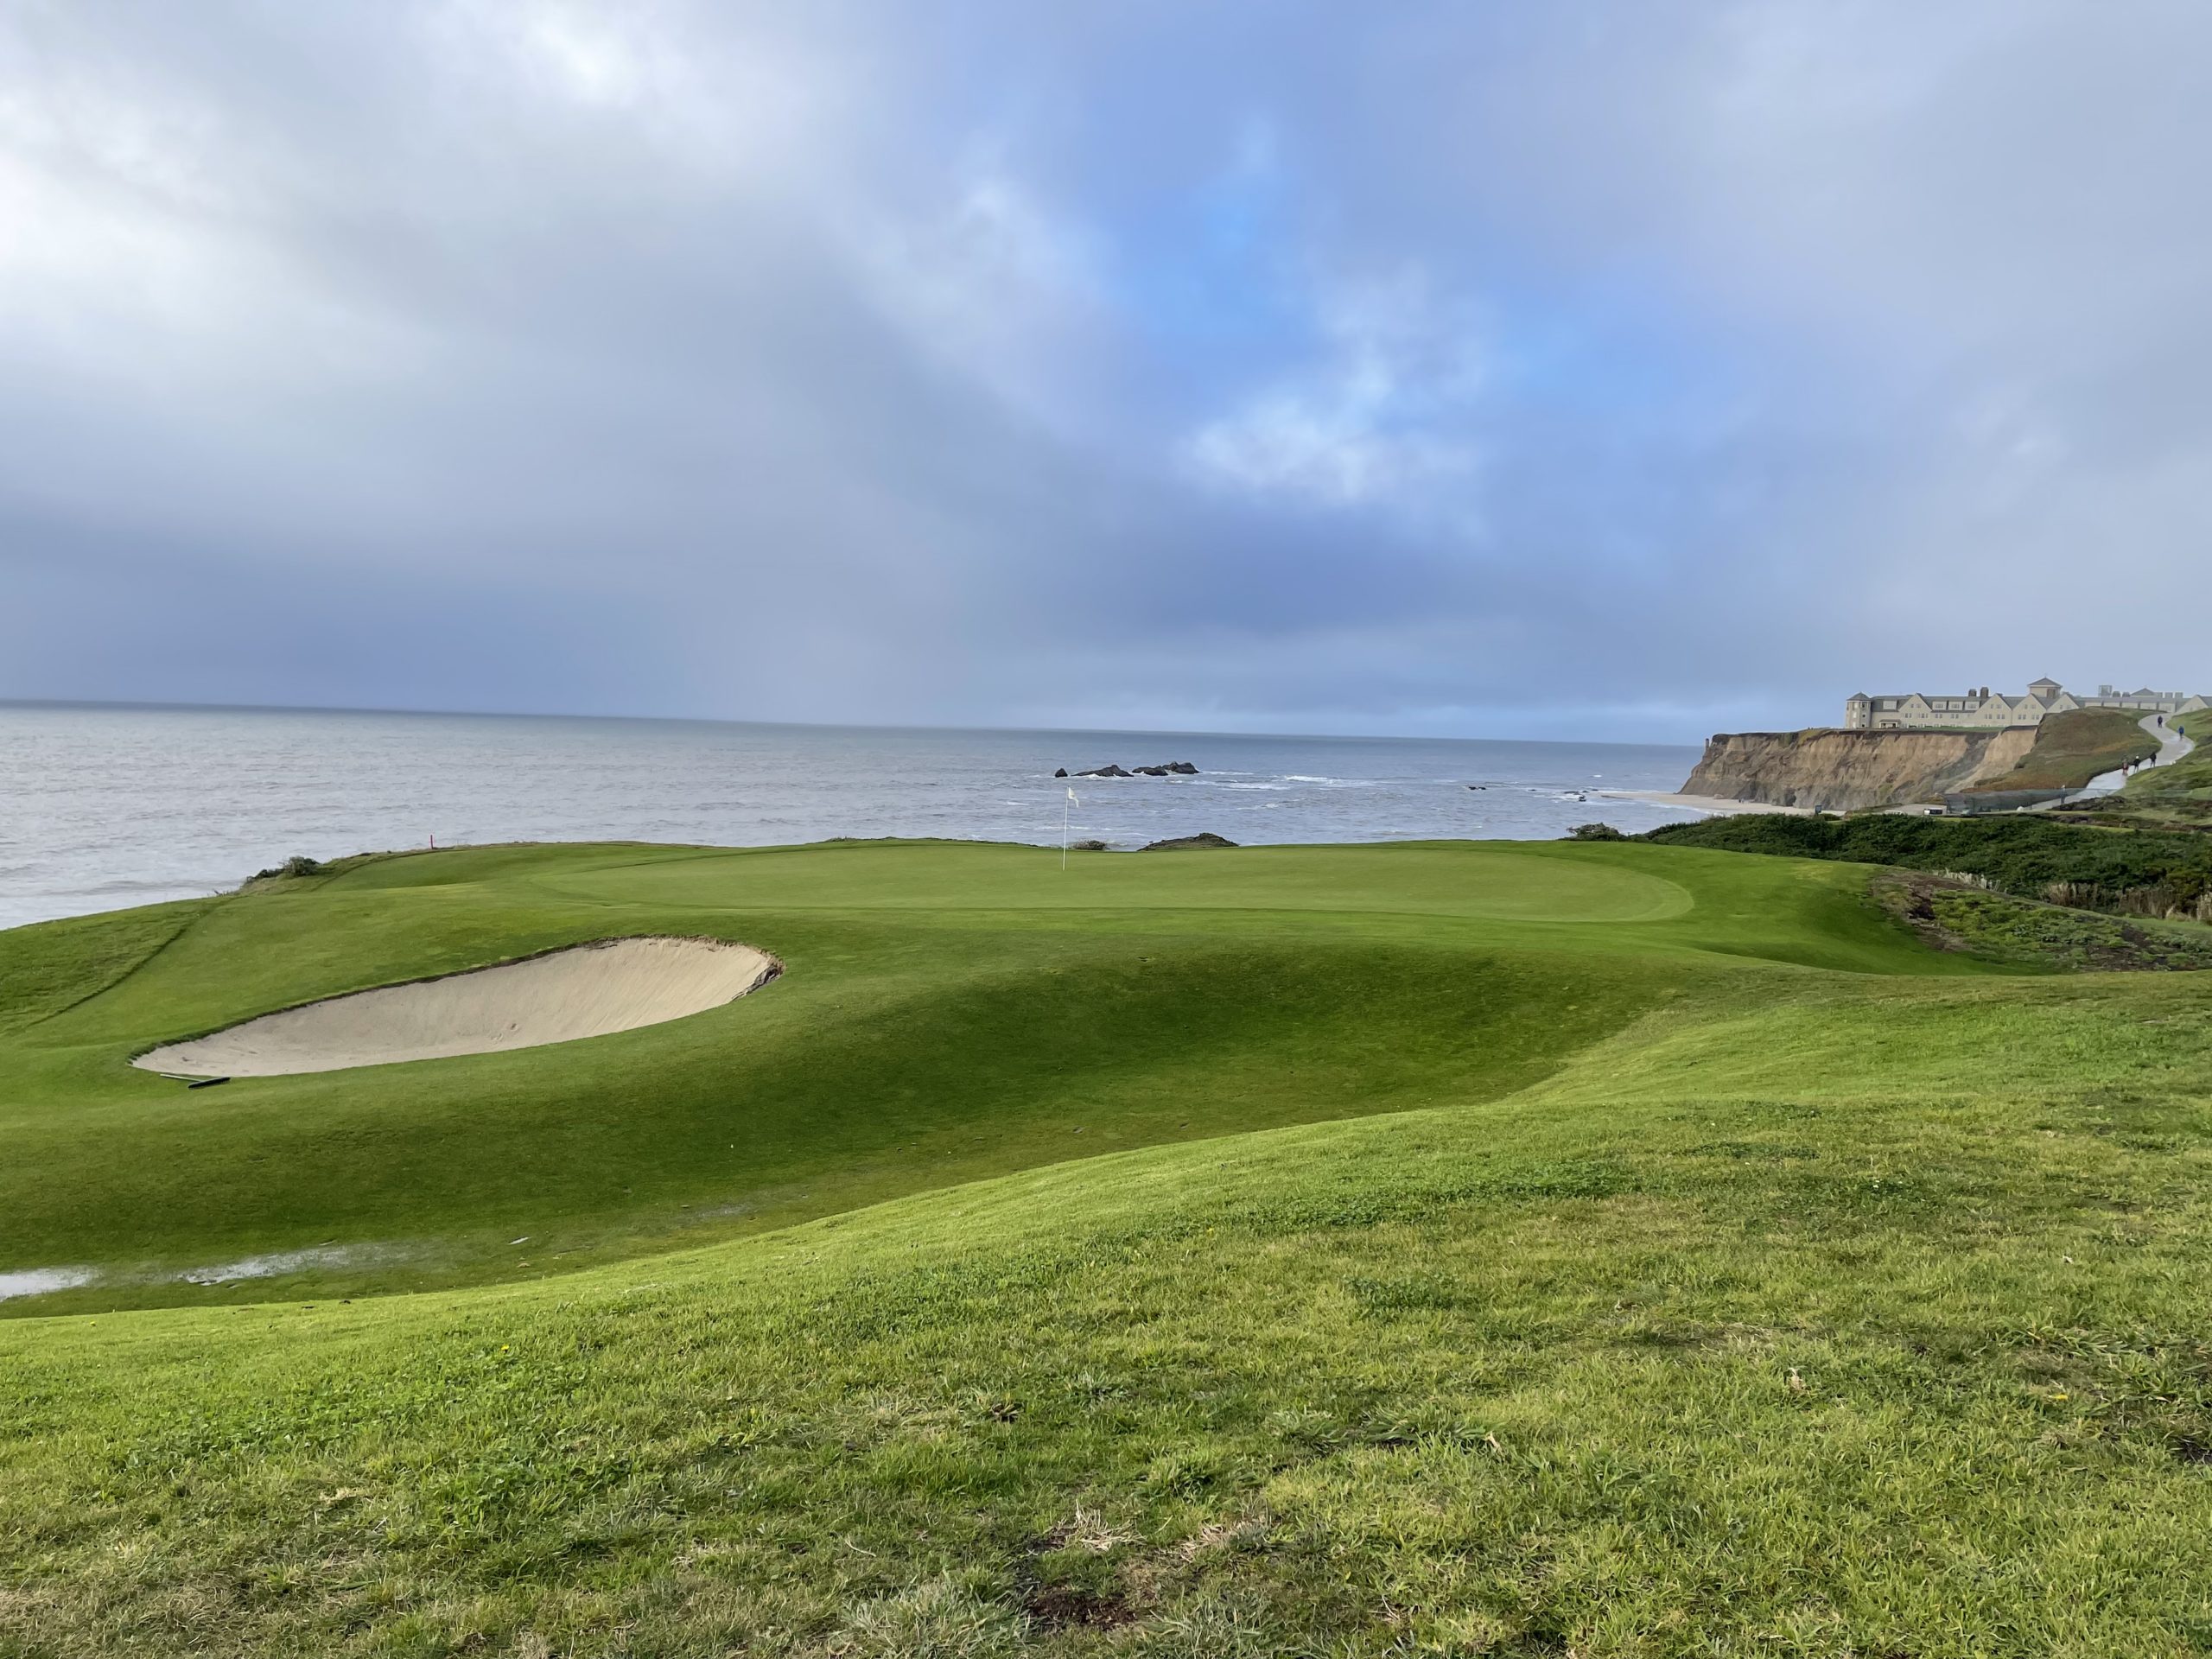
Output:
[{"left": 1062, "top": 789, "right": 1070, "bottom": 871}]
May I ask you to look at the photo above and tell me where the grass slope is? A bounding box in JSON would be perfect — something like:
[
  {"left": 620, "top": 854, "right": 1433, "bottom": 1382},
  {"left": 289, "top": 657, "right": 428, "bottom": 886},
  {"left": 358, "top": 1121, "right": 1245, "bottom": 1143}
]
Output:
[
  {"left": 1969, "top": 707, "right": 2158, "bottom": 792},
  {"left": 0, "top": 840, "right": 1926, "bottom": 1313},
  {"left": 5, "top": 840, "right": 2212, "bottom": 1653}
]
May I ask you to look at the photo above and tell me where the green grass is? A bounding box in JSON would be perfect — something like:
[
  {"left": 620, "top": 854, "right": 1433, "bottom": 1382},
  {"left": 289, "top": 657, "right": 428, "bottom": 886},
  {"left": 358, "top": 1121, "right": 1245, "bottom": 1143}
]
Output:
[
  {"left": 7, "top": 838, "right": 2212, "bottom": 1653},
  {"left": 0, "top": 840, "right": 1928, "bottom": 1313}
]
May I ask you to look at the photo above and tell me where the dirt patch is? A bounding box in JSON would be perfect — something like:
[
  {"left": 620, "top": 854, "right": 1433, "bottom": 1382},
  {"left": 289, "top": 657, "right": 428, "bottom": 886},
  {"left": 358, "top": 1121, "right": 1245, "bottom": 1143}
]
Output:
[{"left": 1018, "top": 1582, "right": 1135, "bottom": 1630}]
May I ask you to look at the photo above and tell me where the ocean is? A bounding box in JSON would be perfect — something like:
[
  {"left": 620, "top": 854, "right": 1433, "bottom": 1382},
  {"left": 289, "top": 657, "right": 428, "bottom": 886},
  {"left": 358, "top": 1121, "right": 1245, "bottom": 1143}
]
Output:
[{"left": 0, "top": 702, "right": 1703, "bottom": 931}]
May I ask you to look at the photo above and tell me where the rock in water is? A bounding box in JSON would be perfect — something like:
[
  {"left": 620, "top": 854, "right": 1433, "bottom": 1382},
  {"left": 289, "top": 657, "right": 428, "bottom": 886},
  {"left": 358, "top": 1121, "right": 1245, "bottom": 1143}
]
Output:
[
  {"left": 1139, "top": 831, "right": 1238, "bottom": 851},
  {"left": 1071, "top": 761, "right": 1198, "bottom": 779}
]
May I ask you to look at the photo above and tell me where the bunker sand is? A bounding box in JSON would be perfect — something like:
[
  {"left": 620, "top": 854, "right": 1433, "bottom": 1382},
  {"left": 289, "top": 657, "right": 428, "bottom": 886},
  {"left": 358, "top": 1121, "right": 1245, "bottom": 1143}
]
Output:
[{"left": 134, "top": 937, "right": 779, "bottom": 1077}]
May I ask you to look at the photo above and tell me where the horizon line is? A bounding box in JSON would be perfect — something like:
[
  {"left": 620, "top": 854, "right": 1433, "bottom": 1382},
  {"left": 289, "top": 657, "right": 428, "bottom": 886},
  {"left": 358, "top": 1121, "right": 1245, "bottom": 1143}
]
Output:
[{"left": 0, "top": 693, "right": 1706, "bottom": 751}]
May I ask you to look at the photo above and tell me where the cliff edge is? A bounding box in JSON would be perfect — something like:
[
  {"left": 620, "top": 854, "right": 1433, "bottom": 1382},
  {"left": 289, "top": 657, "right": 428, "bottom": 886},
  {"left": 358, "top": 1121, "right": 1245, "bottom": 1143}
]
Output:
[{"left": 1681, "top": 728, "right": 2037, "bottom": 812}]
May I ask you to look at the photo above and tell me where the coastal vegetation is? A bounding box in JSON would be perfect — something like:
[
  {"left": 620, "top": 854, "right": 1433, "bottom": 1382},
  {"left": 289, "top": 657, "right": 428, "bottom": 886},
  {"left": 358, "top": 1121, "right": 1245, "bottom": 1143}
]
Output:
[
  {"left": 1647, "top": 812, "right": 2212, "bottom": 919},
  {"left": 1869, "top": 869, "right": 2212, "bottom": 969},
  {"left": 6, "top": 837, "right": 2212, "bottom": 1652}
]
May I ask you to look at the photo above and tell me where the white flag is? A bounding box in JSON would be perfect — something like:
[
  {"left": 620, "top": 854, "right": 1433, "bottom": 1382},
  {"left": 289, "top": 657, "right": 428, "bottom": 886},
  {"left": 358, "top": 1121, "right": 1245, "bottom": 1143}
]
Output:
[{"left": 1066, "top": 786, "right": 1078, "bottom": 804}]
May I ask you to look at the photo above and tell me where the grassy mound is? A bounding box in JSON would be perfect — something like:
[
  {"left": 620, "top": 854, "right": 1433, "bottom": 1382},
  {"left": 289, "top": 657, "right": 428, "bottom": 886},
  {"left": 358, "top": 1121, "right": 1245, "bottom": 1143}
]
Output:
[
  {"left": 6, "top": 839, "right": 2212, "bottom": 1652},
  {"left": 1967, "top": 707, "right": 2158, "bottom": 792}
]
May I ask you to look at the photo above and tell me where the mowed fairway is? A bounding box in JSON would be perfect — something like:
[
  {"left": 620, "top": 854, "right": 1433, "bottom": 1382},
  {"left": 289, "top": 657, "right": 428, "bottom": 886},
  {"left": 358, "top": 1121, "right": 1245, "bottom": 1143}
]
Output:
[{"left": 5, "top": 838, "right": 2212, "bottom": 1654}]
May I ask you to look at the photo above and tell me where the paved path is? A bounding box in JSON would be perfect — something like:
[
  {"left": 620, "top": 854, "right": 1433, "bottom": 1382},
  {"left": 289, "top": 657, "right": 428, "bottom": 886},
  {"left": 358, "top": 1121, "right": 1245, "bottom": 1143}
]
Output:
[{"left": 2080, "top": 714, "right": 2195, "bottom": 796}]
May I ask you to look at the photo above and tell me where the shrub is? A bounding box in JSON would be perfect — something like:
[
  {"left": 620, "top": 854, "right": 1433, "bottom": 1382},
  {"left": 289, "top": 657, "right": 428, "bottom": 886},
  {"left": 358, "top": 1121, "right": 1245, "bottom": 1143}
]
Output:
[
  {"left": 1644, "top": 814, "right": 2212, "bottom": 918},
  {"left": 1568, "top": 823, "right": 1628, "bottom": 841},
  {"left": 253, "top": 855, "right": 326, "bottom": 881}
]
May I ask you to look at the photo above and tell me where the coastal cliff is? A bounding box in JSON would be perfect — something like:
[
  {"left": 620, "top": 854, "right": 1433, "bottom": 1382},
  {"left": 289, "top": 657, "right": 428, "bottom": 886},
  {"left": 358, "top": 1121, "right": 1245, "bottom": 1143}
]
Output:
[{"left": 1682, "top": 727, "right": 2037, "bottom": 812}]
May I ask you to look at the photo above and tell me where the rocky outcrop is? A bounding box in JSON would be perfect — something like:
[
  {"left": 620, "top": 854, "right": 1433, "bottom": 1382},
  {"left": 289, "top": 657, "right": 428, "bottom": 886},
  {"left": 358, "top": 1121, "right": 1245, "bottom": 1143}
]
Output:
[
  {"left": 1682, "top": 727, "right": 2037, "bottom": 812},
  {"left": 1071, "top": 761, "right": 1198, "bottom": 779},
  {"left": 1139, "top": 832, "right": 1237, "bottom": 851}
]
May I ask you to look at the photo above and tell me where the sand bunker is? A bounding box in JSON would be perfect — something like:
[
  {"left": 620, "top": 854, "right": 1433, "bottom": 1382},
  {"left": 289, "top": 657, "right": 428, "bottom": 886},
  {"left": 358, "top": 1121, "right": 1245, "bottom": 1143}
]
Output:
[{"left": 134, "top": 937, "right": 779, "bottom": 1077}]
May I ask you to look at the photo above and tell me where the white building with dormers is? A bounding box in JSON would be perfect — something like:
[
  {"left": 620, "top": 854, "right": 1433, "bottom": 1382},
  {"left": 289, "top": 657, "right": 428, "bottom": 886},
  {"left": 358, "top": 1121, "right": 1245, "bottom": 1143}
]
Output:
[{"left": 1844, "top": 678, "right": 2207, "bottom": 731}]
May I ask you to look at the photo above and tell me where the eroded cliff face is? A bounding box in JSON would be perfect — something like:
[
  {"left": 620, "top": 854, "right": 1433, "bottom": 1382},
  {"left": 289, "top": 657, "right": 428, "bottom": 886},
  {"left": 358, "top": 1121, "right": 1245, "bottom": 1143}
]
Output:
[{"left": 1682, "top": 727, "right": 2037, "bottom": 812}]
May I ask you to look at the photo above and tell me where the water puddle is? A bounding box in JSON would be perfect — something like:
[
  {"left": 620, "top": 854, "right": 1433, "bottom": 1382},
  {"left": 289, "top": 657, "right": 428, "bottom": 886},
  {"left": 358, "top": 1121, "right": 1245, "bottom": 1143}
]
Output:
[
  {"left": 0, "top": 1267, "right": 100, "bottom": 1301},
  {"left": 176, "top": 1243, "right": 395, "bottom": 1284}
]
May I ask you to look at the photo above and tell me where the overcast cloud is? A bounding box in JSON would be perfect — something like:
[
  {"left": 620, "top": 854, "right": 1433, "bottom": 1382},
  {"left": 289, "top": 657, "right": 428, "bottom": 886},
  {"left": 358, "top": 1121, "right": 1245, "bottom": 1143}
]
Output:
[{"left": 3, "top": 1, "right": 2209, "bottom": 741}]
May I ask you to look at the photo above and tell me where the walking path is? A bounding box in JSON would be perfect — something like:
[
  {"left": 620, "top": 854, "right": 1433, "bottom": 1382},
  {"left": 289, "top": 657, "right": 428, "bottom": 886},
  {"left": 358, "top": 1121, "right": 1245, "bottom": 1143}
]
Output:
[{"left": 2079, "top": 714, "right": 2195, "bottom": 797}]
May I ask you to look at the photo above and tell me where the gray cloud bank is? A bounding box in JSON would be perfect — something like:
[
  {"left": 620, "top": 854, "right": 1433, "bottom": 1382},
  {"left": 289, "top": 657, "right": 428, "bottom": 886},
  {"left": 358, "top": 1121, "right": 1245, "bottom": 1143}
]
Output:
[{"left": 3, "top": 1, "right": 2209, "bottom": 741}]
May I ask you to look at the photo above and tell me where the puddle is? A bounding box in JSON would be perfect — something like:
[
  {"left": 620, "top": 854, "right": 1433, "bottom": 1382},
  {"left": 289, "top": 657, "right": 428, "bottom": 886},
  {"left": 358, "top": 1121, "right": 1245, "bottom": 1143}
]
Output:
[
  {"left": 0, "top": 1267, "right": 100, "bottom": 1301},
  {"left": 3, "top": 1243, "right": 416, "bottom": 1305},
  {"left": 176, "top": 1244, "right": 395, "bottom": 1285}
]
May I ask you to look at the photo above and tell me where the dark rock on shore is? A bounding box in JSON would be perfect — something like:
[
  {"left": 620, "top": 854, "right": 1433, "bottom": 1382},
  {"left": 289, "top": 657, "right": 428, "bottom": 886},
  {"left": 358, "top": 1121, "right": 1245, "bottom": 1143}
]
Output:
[
  {"left": 1053, "top": 768, "right": 1068, "bottom": 778},
  {"left": 1139, "top": 831, "right": 1237, "bottom": 851}
]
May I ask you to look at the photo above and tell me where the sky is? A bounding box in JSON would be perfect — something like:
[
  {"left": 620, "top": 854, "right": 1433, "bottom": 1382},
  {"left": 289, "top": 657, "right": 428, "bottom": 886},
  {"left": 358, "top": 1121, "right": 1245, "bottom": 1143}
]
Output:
[{"left": 3, "top": 2, "right": 2209, "bottom": 743}]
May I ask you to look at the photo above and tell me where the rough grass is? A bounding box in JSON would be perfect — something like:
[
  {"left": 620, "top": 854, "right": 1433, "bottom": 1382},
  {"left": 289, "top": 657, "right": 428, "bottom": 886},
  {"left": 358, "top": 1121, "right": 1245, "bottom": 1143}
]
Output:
[
  {"left": 6, "top": 840, "right": 2212, "bottom": 1654},
  {"left": 1645, "top": 810, "right": 2212, "bottom": 909},
  {"left": 1872, "top": 870, "right": 2212, "bottom": 970}
]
